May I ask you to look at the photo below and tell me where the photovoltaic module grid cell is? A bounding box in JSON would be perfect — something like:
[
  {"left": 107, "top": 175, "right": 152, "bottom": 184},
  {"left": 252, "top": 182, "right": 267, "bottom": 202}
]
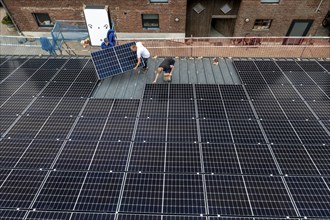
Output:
[{"left": 91, "top": 42, "right": 144, "bottom": 80}]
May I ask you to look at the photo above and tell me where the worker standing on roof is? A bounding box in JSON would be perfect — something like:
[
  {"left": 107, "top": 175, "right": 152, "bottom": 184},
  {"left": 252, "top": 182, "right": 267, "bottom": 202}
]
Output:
[
  {"left": 130, "top": 42, "right": 150, "bottom": 72},
  {"left": 101, "top": 29, "right": 116, "bottom": 49},
  {"left": 153, "top": 57, "right": 175, "bottom": 84}
]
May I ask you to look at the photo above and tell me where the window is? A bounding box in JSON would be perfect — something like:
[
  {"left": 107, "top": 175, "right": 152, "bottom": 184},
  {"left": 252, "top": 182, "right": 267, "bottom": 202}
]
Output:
[
  {"left": 150, "top": 0, "right": 168, "bottom": 2},
  {"left": 261, "top": 0, "right": 280, "bottom": 3},
  {"left": 142, "top": 14, "right": 159, "bottom": 29},
  {"left": 253, "top": 19, "right": 272, "bottom": 30},
  {"left": 32, "top": 13, "right": 53, "bottom": 27}
]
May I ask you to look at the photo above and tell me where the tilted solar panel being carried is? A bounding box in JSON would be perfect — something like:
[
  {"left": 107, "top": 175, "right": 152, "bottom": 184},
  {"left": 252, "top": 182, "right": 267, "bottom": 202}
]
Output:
[{"left": 91, "top": 42, "right": 144, "bottom": 80}]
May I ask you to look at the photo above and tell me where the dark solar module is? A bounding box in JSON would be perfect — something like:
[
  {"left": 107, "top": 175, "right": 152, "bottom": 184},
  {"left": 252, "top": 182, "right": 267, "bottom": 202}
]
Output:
[
  {"left": 0, "top": 81, "right": 25, "bottom": 96},
  {"left": 89, "top": 141, "right": 130, "bottom": 172},
  {"left": 83, "top": 59, "right": 96, "bottom": 70},
  {"left": 75, "top": 172, "right": 123, "bottom": 212},
  {"left": 268, "top": 84, "right": 301, "bottom": 100},
  {"left": 52, "top": 98, "right": 86, "bottom": 117},
  {"left": 115, "top": 42, "right": 143, "bottom": 72},
  {"left": 219, "top": 85, "right": 247, "bottom": 100},
  {"left": 75, "top": 68, "right": 98, "bottom": 82},
  {"left": 0, "top": 209, "right": 26, "bottom": 219},
  {"left": 0, "top": 170, "right": 11, "bottom": 185},
  {"left": 244, "top": 175, "right": 297, "bottom": 217},
  {"left": 36, "top": 116, "right": 76, "bottom": 140},
  {"left": 0, "top": 58, "right": 27, "bottom": 68},
  {"left": 318, "top": 60, "right": 330, "bottom": 72},
  {"left": 117, "top": 214, "right": 161, "bottom": 220},
  {"left": 261, "top": 120, "right": 301, "bottom": 145},
  {"left": 233, "top": 60, "right": 259, "bottom": 72},
  {"left": 0, "top": 139, "right": 32, "bottom": 168},
  {"left": 29, "top": 69, "right": 58, "bottom": 81},
  {"left": 0, "top": 116, "right": 18, "bottom": 136},
  {"left": 166, "top": 143, "right": 201, "bottom": 173},
  {"left": 135, "top": 118, "right": 167, "bottom": 142},
  {"left": 202, "top": 143, "right": 240, "bottom": 174},
  {"left": 260, "top": 71, "right": 290, "bottom": 84},
  {"left": 53, "top": 69, "right": 81, "bottom": 82},
  {"left": 0, "top": 57, "right": 9, "bottom": 65},
  {"left": 199, "top": 119, "right": 232, "bottom": 143},
  {"left": 120, "top": 173, "right": 163, "bottom": 213},
  {"left": 33, "top": 171, "right": 86, "bottom": 211},
  {"left": 238, "top": 71, "right": 266, "bottom": 85},
  {"left": 81, "top": 99, "right": 113, "bottom": 117},
  {"left": 169, "top": 99, "right": 196, "bottom": 118},
  {"left": 14, "top": 81, "right": 47, "bottom": 97},
  {"left": 296, "top": 61, "right": 326, "bottom": 72},
  {"left": 206, "top": 175, "right": 252, "bottom": 216},
  {"left": 0, "top": 169, "right": 47, "bottom": 208},
  {"left": 272, "top": 145, "right": 319, "bottom": 175},
  {"left": 245, "top": 84, "right": 275, "bottom": 100},
  {"left": 197, "top": 99, "right": 226, "bottom": 119},
  {"left": 305, "top": 145, "right": 330, "bottom": 175},
  {"left": 25, "top": 97, "right": 61, "bottom": 116},
  {"left": 15, "top": 139, "right": 64, "bottom": 169},
  {"left": 5, "top": 116, "right": 47, "bottom": 139},
  {"left": 277, "top": 100, "right": 316, "bottom": 120},
  {"left": 251, "top": 99, "right": 287, "bottom": 120},
  {"left": 109, "top": 99, "right": 140, "bottom": 118},
  {"left": 70, "top": 117, "right": 106, "bottom": 141},
  {"left": 236, "top": 144, "right": 279, "bottom": 175},
  {"left": 322, "top": 120, "right": 330, "bottom": 131},
  {"left": 20, "top": 58, "right": 47, "bottom": 69},
  {"left": 254, "top": 60, "right": 281, "bottom": 72},
  {"left": 318, "top": 84, "right": 330, "bottom": 97},
  {"left": 195, "top": 84, "right": 221, "bottom": 99},
  {"left": 54, "top": 141, "right": 98, "bottom": 170},
  {"left": 229, "top": 119, "right": 266, "bottom": 144},
  {"left": 41, "top": 59, "right": 67, "bottom": 69},
  {"left": 5, "top": 68, "right": 37, "bottom": 81},
  {"left": 0, "top": 96, "right": 33, "bottom": 116},
  {"left": 143, "top": 84, "right": 169, "bottom": 99},
  {"left": 169, "top": 84, "right": 194, "bottom": 99},
  {"left": 283, "top": 71, "right": 314, "bottom": 84},
  {"left": 276, "top": 61, "right": 303, "bottom": 72},
  {"left": 0, "top": 68, "right": 16, "bottom": 80},
  {"left": 163, "top": 174, "right": 205, "bottom": 215},
  {"left": 224, "top": 100, "right": 255, "bottom": 119},
  {"left": 286, "top": 176, "right": 330, "bottom": 217},
  {"left": 64, "top": 82, "right": 96, "bottom": 97},
  {"left": 40, "top": 82, "right": 72, "bottom": 97},
  {"left": 290, "top": 120, "right": 330, "bottom": 145},
  {"left": 71, "top": 212, "right": 115, "bottom": 220},
  {"left": 62, "top": 59, "right": 88, "bottom": 69},
  {"left": 140, "top": 99, "right": 168, "bottom": 118},
  {"left": 129, "top": 142, "right": 165, "bottom": 172},
  {"left": 26, "top": 211, "right": 71, "bottom": 220},
  {"left": 295, "top": 84, "right": 330, "bottom": 101},
  {"left": 306, "top": 72, "right": 330, "bottom": 85},
  {"left": 101, "top": 117, "right": 136, "bottom": 141}
]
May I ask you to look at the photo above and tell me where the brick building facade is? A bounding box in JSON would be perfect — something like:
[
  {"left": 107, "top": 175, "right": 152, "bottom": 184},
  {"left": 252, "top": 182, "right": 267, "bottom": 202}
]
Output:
[{"left": 1, "top": 0, "right": 329, "bottom": 38}]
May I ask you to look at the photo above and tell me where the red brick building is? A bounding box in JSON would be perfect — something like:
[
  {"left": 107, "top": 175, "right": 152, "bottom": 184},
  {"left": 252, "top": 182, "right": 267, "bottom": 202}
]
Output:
[{"left": 1, "top": 0, "right": 329, "bottom": 38}]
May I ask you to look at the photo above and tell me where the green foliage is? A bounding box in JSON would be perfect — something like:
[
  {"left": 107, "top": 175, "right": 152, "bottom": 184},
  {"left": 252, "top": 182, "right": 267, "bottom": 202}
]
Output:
[{"left": 1, "top": 14, "right": 13, "bottom": 25}]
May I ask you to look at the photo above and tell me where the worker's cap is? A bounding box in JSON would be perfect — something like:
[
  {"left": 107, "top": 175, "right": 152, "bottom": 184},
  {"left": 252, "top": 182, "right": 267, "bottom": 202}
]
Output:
[{"left": 104, "top": 38, "right": 109, "bottom": 43}]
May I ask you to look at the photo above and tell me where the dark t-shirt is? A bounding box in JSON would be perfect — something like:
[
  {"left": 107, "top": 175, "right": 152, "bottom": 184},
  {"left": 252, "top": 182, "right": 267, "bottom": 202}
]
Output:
[{"left": 159, "top": 58, "right": 175, "bottom": 73}]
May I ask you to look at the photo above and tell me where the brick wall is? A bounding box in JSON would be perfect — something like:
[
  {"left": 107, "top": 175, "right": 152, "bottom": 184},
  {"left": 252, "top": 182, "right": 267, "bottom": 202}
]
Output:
[
  {"left": 2, "top": 0, "right": 187, "bottom": 33},
  {"left": 235, "top": 0, "right": 330, "bottom": 36}
]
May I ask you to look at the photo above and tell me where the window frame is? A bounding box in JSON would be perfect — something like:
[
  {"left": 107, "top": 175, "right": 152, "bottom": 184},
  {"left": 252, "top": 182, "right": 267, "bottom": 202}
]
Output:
[
  {"left": 260, "top": 0, "right": 280, "bottom": 4},
  {"left": 253, "top": 19, "right": 272, "bottom": 30},
  {"left": 141, "top": 14, "right": 160, "bottom": 29},
  {"left": 32, "top": 13, "right": 53, "bottom": 27},
  {"left": 149, "top": 0, "right": 168, "bottom": 3}
]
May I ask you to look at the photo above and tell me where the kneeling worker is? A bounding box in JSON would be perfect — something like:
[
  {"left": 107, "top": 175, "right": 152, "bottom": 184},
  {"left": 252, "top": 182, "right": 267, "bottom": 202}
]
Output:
[{"left": 153, "top": 57, "right": 175, "bottom": 84}]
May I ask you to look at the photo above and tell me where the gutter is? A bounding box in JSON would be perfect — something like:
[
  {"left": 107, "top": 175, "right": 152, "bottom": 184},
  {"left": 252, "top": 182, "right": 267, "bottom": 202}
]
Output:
[{"left": 0, "top": 0, "right": 23, "bottom": 35}]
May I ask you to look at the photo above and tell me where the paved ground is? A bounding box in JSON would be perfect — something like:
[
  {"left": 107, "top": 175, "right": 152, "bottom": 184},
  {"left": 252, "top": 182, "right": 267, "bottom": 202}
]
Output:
[{"left": 92, "top": 57, "right": 241, "bottom": 99}]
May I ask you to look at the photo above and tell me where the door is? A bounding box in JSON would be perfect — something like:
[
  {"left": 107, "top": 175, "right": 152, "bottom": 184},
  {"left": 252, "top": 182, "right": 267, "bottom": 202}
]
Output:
[
  {"left": 84, "top": 5, "right": 111, "bottom": 46},
  {"left": 283, "top": 20, "right": 313, "bottom": 45}
]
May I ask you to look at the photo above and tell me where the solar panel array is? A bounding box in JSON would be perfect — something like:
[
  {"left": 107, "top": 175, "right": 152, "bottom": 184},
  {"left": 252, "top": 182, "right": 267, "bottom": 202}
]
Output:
[
  {"left": 1, "top": 56, "right": 330, "bottom": 220},
  {"left": 91, "top": 42, "right": 144, "bottom": 80}
]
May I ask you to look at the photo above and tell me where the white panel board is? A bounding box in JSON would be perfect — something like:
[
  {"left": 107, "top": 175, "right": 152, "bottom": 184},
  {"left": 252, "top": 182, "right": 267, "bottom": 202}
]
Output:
[{"left": 84, "top": 7, "right": 110, "bottom": 46}]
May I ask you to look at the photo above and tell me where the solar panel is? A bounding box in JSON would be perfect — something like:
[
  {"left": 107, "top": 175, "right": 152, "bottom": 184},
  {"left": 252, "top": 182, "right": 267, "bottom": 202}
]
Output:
[
  {"left": 318, "top": 60, "right": 330, "bottom": 72},
  {"left": 229, "top": 120, "right": 266, "bottom": 144},
  {"left": 290, "top": 120, "right": 330, "bottom": 145},
  {"left": 277, "top": 100, "right": 316, "bottom": 120},
  {"left": 101, "top": 117, "right": 136, "bottom": 141},
  {"left": 305, "top": 145, "right": 330, "bottom": 175},
  {"left": 5, "top": 116, "right": 47, "bottom": 139},
  {"left": 238, "top": 71, "right": 266, "bottom": 85},
  {"left": 140, "top": 99, "right": 168, "bottom": 118},
  {"left": 296, "top": 61, "right": 326, "bottom": 72},
  {"left": 224, "top": 100, "right": 255, "bottom": 119},
  {"left": 135, "top": 118, "right": 167, "bottom": 142},
  {"left": 0, "top": 209, "right": 27, "bottom": 219},
  {"left": 91, "top": 42, "right": 143, "bottom": 80},
  {"left": 36, "top": 116, "right": 76, "bottom": 140},
  {"left": 199, "top": 119, "right": 232, "bottom": 144},
  {"left": 0, "top": 58, "right": 27, "bottom": 68},
  {"left": 261, "top": 120, "right": 301, "bottom": 145},
  {"left": 0, "top": 96, "right": 34, "bottom": 116},
  {"left": 167, "top": 118, "right": 198, "bottom": 143},
  {"left": 20, "top": 58, "right": 47, "bottom": 69},
  {"left": 81, "top": 99, "right": 113, "bottom": 117},
  {"left": 197, "top": 99, "right": 226, "bottom": 119},
  {"left": 70, "top": 117, "right": 106, "bottom": 140},
  {"left": 169, "top": 99, "right": 196, "bottom": 118},
  {"left": 282, "top": 71, "right": 314, "bottom": 84},
  {"left": 0, "top": 139, "right": 33, "bottom": 168}
]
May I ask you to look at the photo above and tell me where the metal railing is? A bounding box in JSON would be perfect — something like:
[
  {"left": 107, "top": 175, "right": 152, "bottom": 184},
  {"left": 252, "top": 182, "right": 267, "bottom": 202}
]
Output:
[{"left": 0, "top": 35, "right": 329, "bottom": 58}]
